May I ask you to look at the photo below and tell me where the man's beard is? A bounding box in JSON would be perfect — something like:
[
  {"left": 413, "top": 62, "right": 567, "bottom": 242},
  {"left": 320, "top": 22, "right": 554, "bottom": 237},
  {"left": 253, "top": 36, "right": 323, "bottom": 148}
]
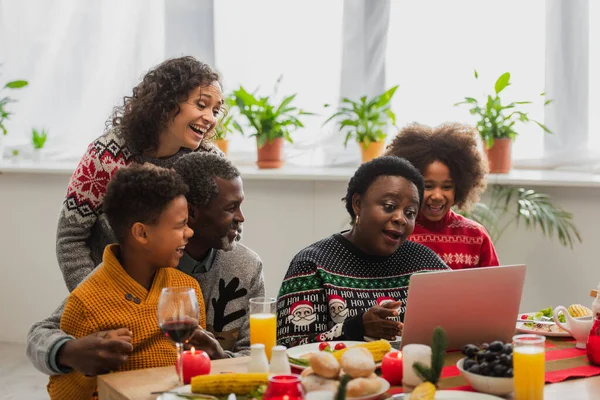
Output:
[{"left": 221, "top": 223, "right": 243, "bottom": 252}]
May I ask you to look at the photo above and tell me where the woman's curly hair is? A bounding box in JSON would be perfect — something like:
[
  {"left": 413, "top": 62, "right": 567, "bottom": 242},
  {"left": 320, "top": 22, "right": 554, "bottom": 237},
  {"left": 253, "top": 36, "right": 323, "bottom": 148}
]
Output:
[
  {"left": 109, "top": 56, "right": 222, "bottom": 153},
  {"left": 385, "top": 122, "right": 488, "bottom": 210}
]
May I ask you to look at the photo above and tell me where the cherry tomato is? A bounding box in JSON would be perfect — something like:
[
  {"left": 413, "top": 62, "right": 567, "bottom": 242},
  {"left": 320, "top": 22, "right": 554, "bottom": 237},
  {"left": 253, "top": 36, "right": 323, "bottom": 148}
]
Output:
[
  {"left": 520, "top": 314, "right": 529, "bottom": 320},
  {"left": 334, "top": 343, "right": 347, "bottom": 351},
  {"left": 319, "top": 342, "right": 330, "bottom": 351}
]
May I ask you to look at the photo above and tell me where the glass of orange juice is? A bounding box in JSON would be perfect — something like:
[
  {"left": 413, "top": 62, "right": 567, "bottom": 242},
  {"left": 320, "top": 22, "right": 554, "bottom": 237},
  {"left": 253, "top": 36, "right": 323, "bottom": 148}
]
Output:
[
  {"left": 250, "top": 297, "right": 277, "bottom": 360},
  {"left": 513, "top": 334, "right": 546, "bottom": 400}
]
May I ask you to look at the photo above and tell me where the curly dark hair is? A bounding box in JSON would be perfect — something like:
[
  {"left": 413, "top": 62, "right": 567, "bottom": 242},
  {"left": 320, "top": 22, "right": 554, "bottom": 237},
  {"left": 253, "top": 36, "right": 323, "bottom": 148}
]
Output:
[
  {"left": 104, "top": 164, "right": 189, "bottom": 244},
  {"left": 343, "top": 156, "right": 424, "bottom": 222},
  {"left": 109, "top": 56, "right": 223, "bottom": 153},
  {"left": 384, "top": 122, "right": 488, "bottom": 210},
  {"left": 173, "top": 152, "right": 240, "bottom": 208}
]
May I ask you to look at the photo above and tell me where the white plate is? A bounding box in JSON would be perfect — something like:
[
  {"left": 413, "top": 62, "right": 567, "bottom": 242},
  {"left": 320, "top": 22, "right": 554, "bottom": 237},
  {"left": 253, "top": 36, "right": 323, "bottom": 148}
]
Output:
[
  {"left": 160, "top": 380, "right": 389, "bottom": 400},
  {"left": 406, "top": 390, "right": 504, "bottom": 399},
  {"left": 515, "top": 312, "right": 571, "bottom": 337},
  {"left": 286, "top": 341, "right": 378, "bottom": 370},
  {"left": 348, "top": 377, "right": 390, "bottom": 400},
  {"left": 156, "top": 385, "right": 193, "bottom": 400}
]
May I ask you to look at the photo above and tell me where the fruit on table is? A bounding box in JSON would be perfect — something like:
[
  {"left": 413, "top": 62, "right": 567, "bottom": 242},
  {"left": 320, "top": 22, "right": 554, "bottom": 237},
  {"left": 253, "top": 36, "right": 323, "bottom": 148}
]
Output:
[
  {"left": 332, "top": 340, "right": 391, "bottom": 363},
  {"left": 569, "top": 304, "right": 593, "bottom": 317},
  {"left": 461, "top": 341, "right": 513, "bottom": 378},
  {"left": 334, "top": 343, "right": 347, "bottom": 351},
  {"left": 410, "top": 382, "right": 436, "bottom": 400}
]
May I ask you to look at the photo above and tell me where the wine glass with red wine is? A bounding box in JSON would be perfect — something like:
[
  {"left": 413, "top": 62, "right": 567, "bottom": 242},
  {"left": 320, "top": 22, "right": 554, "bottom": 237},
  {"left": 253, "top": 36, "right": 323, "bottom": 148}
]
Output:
[{"left": 158, "top": 287, "right": 199, "bottom": 385}]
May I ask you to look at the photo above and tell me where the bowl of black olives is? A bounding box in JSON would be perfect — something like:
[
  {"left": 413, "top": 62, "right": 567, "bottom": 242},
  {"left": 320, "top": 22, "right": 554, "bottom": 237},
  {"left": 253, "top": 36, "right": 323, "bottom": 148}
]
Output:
[{"left": 457, "top": 340, "right": 514, "bottom": 396}]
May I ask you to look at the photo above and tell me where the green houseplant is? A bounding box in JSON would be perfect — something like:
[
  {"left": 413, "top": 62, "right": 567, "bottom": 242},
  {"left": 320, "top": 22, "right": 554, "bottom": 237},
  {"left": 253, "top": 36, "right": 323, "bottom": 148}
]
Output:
[
  {"left": 0, "top": 73, "right": 28, "bottom": 162},
  {"left": 32, "top": 128, "right": 48, "bottom": 149},
  {"left": 213, "top": 94, "right": 242, "bottom": 157},
  {"left": 455, "top": 71, "right": 551, "bottom": 173},
  {"left": 323, "top": 85, "right": 398, "bottom": 163},
  {"left": 233, "top": 77, "right": 313, "bottom": 169},
  {"left": 32, "top": 128, "right": 48, "bottom": 162},
  {"left": 458, "top": 185, "right": 582, "bottom": 249}
]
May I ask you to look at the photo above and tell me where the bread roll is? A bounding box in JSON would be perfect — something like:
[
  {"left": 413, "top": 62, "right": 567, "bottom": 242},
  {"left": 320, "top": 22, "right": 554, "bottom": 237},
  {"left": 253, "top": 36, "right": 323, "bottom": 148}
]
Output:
[
  {"left": 301, "top": 373, "right": 340, "bottom": 393},
  {"left": 340, "top": 347, "right": 376, "bottom": 378},
  {"left": 309, "top": 351, "right": 341, "bottom": 379},
  {"left": 346, "top": 377, "right": 383, "bottom": 398}
]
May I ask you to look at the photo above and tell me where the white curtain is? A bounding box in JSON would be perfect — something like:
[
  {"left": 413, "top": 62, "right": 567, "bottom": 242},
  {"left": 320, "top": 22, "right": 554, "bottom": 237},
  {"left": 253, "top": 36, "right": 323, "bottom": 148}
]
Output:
[
  {"left": 385, "top": 0, "right": 546, "bottom": 162},
  {"left": 0, "top": 0, "right": 166, "bottom": 159},
  {"left": 540, "top": 0, "right": 597, "bottom": 170}
]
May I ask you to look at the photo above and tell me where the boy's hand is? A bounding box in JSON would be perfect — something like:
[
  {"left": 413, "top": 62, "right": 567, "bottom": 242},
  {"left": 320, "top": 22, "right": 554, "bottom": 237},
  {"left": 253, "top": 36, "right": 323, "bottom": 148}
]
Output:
[
  {"left": 187, "top": 327, "right": 227, "bottom": 360},
  {"left": 57, "top": 328, "right": 133, "bottom": 376}
]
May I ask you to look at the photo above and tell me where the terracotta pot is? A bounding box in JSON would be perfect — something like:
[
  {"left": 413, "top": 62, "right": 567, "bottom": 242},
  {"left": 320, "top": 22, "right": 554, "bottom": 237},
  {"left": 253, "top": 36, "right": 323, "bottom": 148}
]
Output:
[
  {"left": 256, "top": 137, "right": 284, "bottom": 169},
  {"left": 360, "top": 140, "right": 385, "bottom": 163},
  {"left": 485, "top": 138, "right": 512, "bottom": 174},
  {"left": 214, "top": 139, "right": 229, "bottom": 156}
]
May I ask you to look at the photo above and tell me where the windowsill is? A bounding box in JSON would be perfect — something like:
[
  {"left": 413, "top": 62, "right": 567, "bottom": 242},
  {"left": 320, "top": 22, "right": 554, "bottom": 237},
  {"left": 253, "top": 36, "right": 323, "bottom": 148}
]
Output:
[{"left": 2, "top": 160, "right": 600, "bottom": 188}]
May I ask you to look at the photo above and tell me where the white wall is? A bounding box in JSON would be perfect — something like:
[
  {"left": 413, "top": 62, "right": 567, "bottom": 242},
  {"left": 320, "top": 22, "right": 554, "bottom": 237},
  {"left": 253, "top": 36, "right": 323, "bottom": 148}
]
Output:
[{"left": 0, "top": 171, "right": 598, "bottom": 343}]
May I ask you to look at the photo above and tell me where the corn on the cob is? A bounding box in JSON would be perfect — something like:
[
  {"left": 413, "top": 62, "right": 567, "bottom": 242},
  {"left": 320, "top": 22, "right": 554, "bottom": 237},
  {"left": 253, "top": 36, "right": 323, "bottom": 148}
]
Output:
[
  {"left": 410, "top": 382, "right": 436, "bottom": 400},
  {"left": 332, "top": 340, "right": 391, "bottom": 363},
  {"left": 191, "top": 373, "right": 269, "bottom": 395},
  {"left": 569, "top": 304, "right": 593, "bottom": 318}
]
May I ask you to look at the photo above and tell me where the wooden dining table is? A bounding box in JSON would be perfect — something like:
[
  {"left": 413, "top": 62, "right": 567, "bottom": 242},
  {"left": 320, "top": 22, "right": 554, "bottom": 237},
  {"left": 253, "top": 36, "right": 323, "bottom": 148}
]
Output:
[{"left": 98, "top": 337, "right": 600, "bottom": 400}]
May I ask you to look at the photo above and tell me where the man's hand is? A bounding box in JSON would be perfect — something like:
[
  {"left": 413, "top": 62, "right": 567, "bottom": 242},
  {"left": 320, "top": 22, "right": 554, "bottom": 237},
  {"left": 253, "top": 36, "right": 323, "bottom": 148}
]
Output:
[
  {"left": 57, "top": 328, "right": 133, "bottom": 376},
  {"left": 362, "top": 301, "right": 403, "bottom": 340},
  {"left": 186, "top": 327, "right": 227, "bottom": 360}
]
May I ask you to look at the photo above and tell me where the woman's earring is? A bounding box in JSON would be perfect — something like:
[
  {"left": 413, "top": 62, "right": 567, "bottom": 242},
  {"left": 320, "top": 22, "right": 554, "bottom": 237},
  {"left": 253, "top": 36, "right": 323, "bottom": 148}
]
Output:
[{"left": 355, "top": 215, "right": 360, "bottom": 226}]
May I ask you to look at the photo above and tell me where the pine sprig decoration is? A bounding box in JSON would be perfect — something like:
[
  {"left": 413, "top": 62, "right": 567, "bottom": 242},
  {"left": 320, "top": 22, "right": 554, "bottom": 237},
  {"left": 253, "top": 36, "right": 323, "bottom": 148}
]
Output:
[
  {"left": 412, "top": 326, "right": 448, "bottom": 385},
  {"left": 335, "top": 374, "right": 352, "bottom": 400}
]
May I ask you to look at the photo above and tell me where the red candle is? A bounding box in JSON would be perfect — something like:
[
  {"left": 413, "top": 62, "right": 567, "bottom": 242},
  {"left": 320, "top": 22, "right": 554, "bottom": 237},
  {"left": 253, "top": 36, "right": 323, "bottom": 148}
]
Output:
[
  {"left": 175, "top": 347, "right": 211, "bottom": 384},
  {"left": 381, "top": 351, "right": 403, "bottom": 386}
]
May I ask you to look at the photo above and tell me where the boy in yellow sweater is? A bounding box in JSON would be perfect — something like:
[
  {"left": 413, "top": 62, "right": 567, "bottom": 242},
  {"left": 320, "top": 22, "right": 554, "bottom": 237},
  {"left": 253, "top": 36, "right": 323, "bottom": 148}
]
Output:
[{"left": 48, "top": 165, "right": 206, "bottom": 399}]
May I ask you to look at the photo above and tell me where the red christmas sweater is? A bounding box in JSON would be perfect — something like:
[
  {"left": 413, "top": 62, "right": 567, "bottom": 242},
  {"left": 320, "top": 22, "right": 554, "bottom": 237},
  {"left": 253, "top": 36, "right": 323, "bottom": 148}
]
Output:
[{"left": 408, "top": 210, "right": 499, "bottom": 269}]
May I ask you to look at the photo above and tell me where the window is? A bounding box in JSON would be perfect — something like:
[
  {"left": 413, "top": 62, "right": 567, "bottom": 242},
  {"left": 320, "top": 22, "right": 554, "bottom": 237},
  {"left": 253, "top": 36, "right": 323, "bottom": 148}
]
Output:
[
  {"left": 0, "top": 0, "right": 166, "bottom": 159},
  {"left": 385, "top": 0, "right": 546, "bottom": 161},
  {"left": 213, "top": 0, "right": 343, "bottom": 165}
]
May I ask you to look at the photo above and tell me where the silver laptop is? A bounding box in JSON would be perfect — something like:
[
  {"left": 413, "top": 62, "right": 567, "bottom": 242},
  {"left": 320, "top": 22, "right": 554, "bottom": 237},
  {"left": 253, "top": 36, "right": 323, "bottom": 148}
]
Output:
[{"left": 400, "top": 264, "right": 526, "bottom": 351}]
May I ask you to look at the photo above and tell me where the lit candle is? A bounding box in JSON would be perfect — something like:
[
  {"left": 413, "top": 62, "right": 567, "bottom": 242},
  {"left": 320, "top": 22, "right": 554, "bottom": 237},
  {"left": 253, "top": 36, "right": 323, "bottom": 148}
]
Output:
[
  {"left": 381, "top": 351, "right": 403, "bottom": 385},
  {"left": 402, "top": 344, "right": 431, "bottom": 387},
  {"left": 175, "top": 347, "right": 211, "bottom": 384}
]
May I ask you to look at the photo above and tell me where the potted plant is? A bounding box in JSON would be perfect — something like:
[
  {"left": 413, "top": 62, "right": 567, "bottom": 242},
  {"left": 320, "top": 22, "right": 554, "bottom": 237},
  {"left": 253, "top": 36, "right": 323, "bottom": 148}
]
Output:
[
  {"left": 323, "top": 85, "right": 398, "bottom": 163},
  {"left": 233, "top": 77, "right": 313, "bottom": 169},
  {"left": 458, "top": 185, "right": 582, "bottom": 249},
  {"left": 0, "top": 74, "right": 28, "bottom": 162},
  {"left": 455, "top": 71, "right": 551, "bottom": 173},
  {"left": 32, "top": 128, "right": 48, "bottom": 162},
  {"left": 213, "top": 94, "right": 242, "bottom": 157}
]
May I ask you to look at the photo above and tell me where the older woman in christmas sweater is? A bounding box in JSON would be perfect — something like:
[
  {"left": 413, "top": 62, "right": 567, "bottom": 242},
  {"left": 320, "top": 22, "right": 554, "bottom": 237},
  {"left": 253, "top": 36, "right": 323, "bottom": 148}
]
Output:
[
  {"left": 385, "top": 122, "right": 499, "bottom": 269},
  {"left": 276, "top": 157, "right": 449, "bottom": 348}
]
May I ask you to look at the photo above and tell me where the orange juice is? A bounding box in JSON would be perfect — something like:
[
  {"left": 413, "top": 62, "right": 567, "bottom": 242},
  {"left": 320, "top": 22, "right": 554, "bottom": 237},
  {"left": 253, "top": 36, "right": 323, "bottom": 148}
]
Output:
[
  {"left": 513, "top": 345, "right": 545, "bottom": 400},
  {"left": 250, "top": 312, "right": 277, "bottom": 360}
]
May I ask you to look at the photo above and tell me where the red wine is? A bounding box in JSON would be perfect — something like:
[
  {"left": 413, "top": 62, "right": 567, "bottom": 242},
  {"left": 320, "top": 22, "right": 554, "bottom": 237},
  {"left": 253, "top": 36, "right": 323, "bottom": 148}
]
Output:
[{"left": 160, "top": 319, "right": 198, "bottom": 343}]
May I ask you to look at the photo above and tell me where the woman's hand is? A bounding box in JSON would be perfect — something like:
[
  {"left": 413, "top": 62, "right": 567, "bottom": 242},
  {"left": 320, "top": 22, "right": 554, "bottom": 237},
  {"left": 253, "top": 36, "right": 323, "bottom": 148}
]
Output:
[
  {"left": 187, "top": 327, "right": 227, "bottom": 359},
  {"left": 362, "top": 301, "right": 403, "bottom": 340}
]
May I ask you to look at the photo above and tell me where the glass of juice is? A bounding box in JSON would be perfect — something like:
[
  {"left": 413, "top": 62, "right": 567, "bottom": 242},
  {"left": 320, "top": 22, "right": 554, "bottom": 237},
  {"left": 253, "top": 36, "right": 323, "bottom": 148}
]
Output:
[
  {"left": 513, "top": 334, "right": 546, "bottom": 400},
  {"left": 249, "top": 297, "right": 277, "bottom": 360}
]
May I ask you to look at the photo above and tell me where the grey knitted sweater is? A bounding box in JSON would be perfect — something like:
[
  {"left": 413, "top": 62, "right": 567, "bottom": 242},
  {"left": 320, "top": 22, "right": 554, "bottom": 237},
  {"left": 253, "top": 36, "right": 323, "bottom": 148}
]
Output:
[
  {"left": 27, "top": 243, "right": 264, "bottom": 375},
  {"left": 56, "top": 128, "right": 221, "bottom": 292}
]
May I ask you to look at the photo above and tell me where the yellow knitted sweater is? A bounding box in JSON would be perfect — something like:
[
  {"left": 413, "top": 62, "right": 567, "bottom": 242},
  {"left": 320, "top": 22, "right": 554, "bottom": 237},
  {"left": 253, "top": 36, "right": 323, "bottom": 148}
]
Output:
[{"left": 48, "top": 245, "right": 206, "bottom": 400}]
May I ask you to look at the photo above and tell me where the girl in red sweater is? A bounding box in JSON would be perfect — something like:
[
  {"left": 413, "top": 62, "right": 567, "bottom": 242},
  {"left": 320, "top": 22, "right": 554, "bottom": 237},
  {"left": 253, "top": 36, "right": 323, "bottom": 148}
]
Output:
[{"left": 385, "top": 122, "right": 499, "bottom": 269}]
